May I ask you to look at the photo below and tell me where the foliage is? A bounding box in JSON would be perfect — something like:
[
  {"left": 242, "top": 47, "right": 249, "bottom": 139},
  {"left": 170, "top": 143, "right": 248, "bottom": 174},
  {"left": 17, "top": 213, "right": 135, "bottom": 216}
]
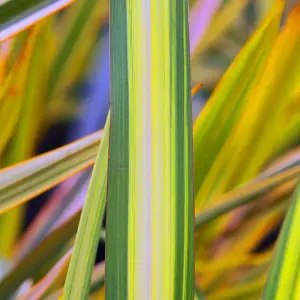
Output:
[{"left": 0, "top": 0, "right": 300, "bottom": 299}]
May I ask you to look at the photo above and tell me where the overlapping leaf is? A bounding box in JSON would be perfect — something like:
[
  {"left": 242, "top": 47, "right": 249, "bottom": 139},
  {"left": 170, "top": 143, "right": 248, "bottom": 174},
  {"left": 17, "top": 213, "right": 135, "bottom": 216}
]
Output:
[
  {"left": 0, "top": 130, "right": 102, "bottom": 214},
  {"left": 191, "top": 0, "right": 251, "bottom": 59},
  {"left": 63, "top": 116, "right": 109, "bottom": 299},
  {"left": 0, "top": 27, "right": 39, "bottom": 158},
  {"left": 0, "top": 18, "right": 56, "bottom": 257},
  {"left": 195, "top": 0, "right": 300, "bottom": 209},
  {"left": 263, "top": 182, "right": 300, "bottom": 299},
  {"left": 0, "top": 0, "right": 73, "bottom": 42},
  {"left": 193, "top": 1, "right": 283, "bottom": 209},
  {"left": 195, "top": 163, "right": 300, "bottom": 228},
  {"left": 46, "top": 0, "right": 109, "bottom": 100},
  {"left": 0, "top": 209, "right": 80, "bottom": 298},
  {"left": 104, "top": 1, "right": 194, "bottom": 300}
]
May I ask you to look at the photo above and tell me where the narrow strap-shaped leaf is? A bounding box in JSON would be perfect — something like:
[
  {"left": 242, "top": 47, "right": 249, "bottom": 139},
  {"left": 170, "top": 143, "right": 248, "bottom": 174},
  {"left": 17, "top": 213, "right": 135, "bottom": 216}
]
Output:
[
  {"left": 14, "top": 171, "right": 90, "bottom": 259},
  {"left": 63, "top": 115, "right": 109, "bottom": 299},
  {"left": 193, "top": 1, "right": 283, "bottom": 207},
  {"left": 0, "top": 130, "right": 102, "bottom": 214},
  {"left": 106, "top": 0, "right": 193, "bottom": 299},
  {"left": 5, "top": 32, "right": 27, "bottom": 72},
  {"left": 191, "top": 0, "right": 250, "bottom": 58},
  {"left": 0, "top": 210, "right": 80, "bottom": 298},
  {"left": 0, "top": 27, "right": 39, "bottom": 156},
  {"left": 46, "top": 0, "right": 108, "bottom": 99},
  {"left": 0, "top": 19, "right": 54, "bottom": 258},
  {"left": 263, "top": 179, "right": 300, "bottom": 299},
  {"left": 45, "top": 262, "right": 105, "bottom": 300},
  {"left": 20, "top": 248, "right": 72, "bottom": 300},
  {"left": 195, "top": 164, "right": 300, "bottom": 228},
  {"left": 0, "top": 0, "right": 73, "bottom": 42},
  {"left": 195, "top": 1, "right": 300, "bottom": 208},
  {"left": 3, "top": 20, "right": 52, "bottom": 164},
  {"left": 258, "top": 148, "right": 300, "bottom": 179},
  {"left": 195, "top": 201, "right": 287, "bottom": 291},
  {"left": 220, "top": 201, "right": 288, "bottom": 257}
]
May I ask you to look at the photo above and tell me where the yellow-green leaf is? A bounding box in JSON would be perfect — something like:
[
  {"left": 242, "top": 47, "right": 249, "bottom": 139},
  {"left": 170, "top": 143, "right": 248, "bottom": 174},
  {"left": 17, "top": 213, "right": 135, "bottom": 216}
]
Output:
[
  {"left": 195, "top": 1, "right": 300, "bottom": 210},
  {"left": 63, "top": 115, "right": 109, "bottom": 299},
  {"left": 263, "top": 183, "right": 300, "bottom": 299},
  {"left": 195, "top": 163, "right": 300, "bottom": 228},
  {"left": 0, "top": 130, "right": 102, "bottom": 214},
  {"left": 20, "top": 248, "right": 72, "bottom": 300},
  {"left": 105, "top": 1, "right": 194, "bottom": 300},
  {"left": 0, "top": 0, "right": 73, "bottom": 42},
  {"left": 193, "top": 0, "right": 283, "bottom": 209},
  {"left": 191, "top": 0, "right": 250, "bottom": 59},
  {"left": 0, "top": 27, "right": 39, "bottom": 157},
  {"left": 0, "top": 209, "right": 80, "bottom": 298},
  {"left": 46, "top": 0, "right": 109, "bottom": 99},
  {"left": 0, "top": 18, "right": 55, "bottom": 258}
]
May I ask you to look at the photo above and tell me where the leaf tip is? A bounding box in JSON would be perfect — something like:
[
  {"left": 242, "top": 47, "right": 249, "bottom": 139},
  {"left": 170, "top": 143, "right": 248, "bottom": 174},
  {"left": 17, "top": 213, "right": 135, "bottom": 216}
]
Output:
[{"left": 192, "top": 83, "right": 203, "bottom": 96}]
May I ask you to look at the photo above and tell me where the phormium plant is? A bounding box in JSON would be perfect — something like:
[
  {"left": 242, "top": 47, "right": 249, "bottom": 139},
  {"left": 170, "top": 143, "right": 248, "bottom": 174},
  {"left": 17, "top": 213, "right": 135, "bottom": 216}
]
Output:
[{"left": 0, "top": 0, "right": 300, "bottom": 299}]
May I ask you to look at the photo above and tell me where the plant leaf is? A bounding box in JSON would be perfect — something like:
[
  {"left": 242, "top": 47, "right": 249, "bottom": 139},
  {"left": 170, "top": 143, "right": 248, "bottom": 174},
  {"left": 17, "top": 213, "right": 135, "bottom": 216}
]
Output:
[
  {"left": 191, "top": 0, "right": 250, "bottom": 58},
  {"left": 14, "top": 171, "right": 90, "bottom": 259},
  {"left": 63, "top": 115, "right": 109, "bottom": 299},
  {"left": 19, "top": 248, "right": 72, "bottom": 300},
  {"left": 189, "top": 0, "right": 222, "bottom": 55},
  {"left": 263, "top": 186, "right": 300, "bottom": 298},
  {"left": 195, "top": 0, "right": 300, "bottom": 208},
  {"left": 44, "top": 262, "right": 105, "bottom": 300},
  {"left": 195, "top": 163, "right": 300, "bottom": 228},
  {"left": 0, "top": 130, "right": 102, "bottom": 214},
  {"left": 0, "top": 27, "right": 39, "bottom": 158},
  {"left": 193, "top": 0, "right": 283, "bottom": 209},
  {"left": 46, "top": 0, "right": 109, "bottom": 99},
  {"left": 0, "top": 18, "right": 55, "bottom": 258},
  {"left": 0, "top": 0, "right": 73, "bottom": 42},
  {"left": 106, "top": 1, "right": 194, "bottom": 299},
  {"left": 0, "top": 209, "right": 80, "bottom": 298}
]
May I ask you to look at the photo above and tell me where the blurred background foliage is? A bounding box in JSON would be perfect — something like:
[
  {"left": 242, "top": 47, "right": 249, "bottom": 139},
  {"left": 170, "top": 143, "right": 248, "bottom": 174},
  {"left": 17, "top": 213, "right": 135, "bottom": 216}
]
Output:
[{"left": 0, "top": 0, "right": 300, "bottom": 299}]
